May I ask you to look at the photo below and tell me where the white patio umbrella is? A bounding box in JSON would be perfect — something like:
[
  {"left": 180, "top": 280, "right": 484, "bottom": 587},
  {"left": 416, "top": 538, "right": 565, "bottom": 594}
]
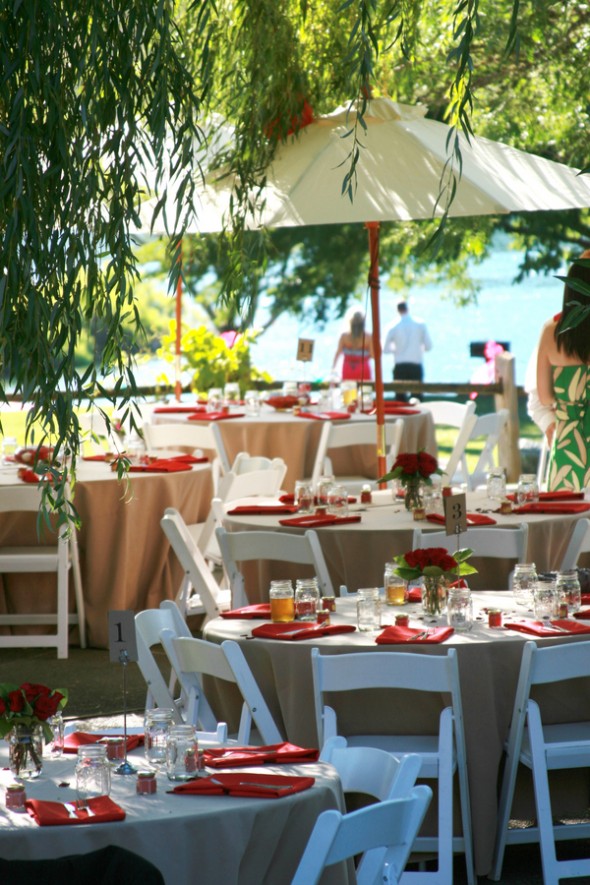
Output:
[{"left": 140, "top": 98, "right": 590, "bottom": 472}]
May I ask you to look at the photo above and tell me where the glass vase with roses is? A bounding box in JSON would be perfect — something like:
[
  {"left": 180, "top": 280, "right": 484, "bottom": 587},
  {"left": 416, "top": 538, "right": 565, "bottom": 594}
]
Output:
[
  {"left": 378, "top": 451, "right": 442, "bottom": 511},
  {"left": 392, "top": 547, "right": 477, "bottom": 616},
  {"left": 0, "top": 682, "right": 68, "bottom": 778}
]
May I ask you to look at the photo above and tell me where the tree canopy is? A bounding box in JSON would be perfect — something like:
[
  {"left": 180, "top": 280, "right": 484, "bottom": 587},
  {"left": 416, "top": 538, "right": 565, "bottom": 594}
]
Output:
[{"left": 1, "top": 0, "right": 589, "bottom": 508}]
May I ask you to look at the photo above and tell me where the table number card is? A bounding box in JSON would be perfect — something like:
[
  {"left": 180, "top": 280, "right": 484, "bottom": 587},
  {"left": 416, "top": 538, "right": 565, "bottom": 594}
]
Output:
[
  {"left": 444, "top": 492, "right": 468, "bottom": 537},
  {"left": 296, "top": 338, "right": 314, "bottom": 362},
  {"left": 108, "top": 610, "right": 138, "bottom": 663}
]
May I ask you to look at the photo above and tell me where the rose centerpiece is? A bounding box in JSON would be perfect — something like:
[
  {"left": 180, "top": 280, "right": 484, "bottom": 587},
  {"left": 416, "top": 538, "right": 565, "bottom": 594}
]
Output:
[
  {"left": 0, "top": 682, "right": 68, "bottom": 778},
  {"left": 392, "top": 546, "right": 477, "bottom": 616},
  {"left": 378, "top": 451, "right": 442, "bottom": 511}
]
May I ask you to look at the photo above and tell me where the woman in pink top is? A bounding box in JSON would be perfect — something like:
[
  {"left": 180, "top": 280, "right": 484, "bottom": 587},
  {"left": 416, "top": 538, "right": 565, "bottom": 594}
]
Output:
[{"left": 332, "top": 310, "right": 374, "bottom": 381}]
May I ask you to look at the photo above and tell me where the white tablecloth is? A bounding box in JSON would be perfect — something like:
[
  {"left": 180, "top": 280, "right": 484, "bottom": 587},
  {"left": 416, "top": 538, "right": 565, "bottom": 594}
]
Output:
[{"left": 0, "top": 744, "right": 348, "bottom": 885}]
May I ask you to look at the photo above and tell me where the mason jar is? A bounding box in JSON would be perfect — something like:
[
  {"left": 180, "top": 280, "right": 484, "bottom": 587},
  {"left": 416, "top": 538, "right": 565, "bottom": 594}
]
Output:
[
  {"left": 512, "top": 563, "right": 537, "bottom": 607},
  {"left": 269, "top": 579, "right": 295, "bottom": 623},
  {"left": 555, "top": 569, "right": 582, "bottom": 614},
  {"left": 356, "top": 588, "right": 381, "bottom": 632},
  {"left": 295, "top": 578, "right": 320, "bottom": 621},
  {"left": 166, "top": 724, "right": 199, "bottom": 781},
  {"left": 76, "top": 744, "right": 111, "bottom": 804},
  {"left": 144, "top": 708, "right": 176, "bottom": 766}
]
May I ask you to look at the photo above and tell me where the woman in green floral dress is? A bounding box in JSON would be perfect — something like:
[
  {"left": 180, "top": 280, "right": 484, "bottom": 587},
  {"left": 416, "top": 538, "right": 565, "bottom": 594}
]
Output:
[{"left": 537, "top": 252, "right": 590, "bottom": 491}]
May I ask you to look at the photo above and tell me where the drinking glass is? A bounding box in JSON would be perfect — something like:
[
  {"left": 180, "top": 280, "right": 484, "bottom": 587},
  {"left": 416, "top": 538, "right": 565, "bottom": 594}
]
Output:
[
  {"left": 1, "top": 436, "right": 17, "bottom": 465},
  {"left": 295, "top": 578, "right": 320, "bottom": 621},
  {"left": 384, "top": 564, "right": 406, "bottom": 606},
  {"left": 533, "top": 577, "right": 557, "bottom": 620},
  {"left": 341, "top": 380, "right": 358, "bottom": 407},
  {"left": 315, "top": 475, "right": 334, "bottom": 507},
  {"left": 144, "top": 707, "right": 175, "bottom": 766},
  {"left": 486, "top": 467, "right": 507, "bottom": 503},
  {"left": 555, "top": 569, "right": 581, "bottom": 614},
  {"left": 512, "top": 563, "right": 537, "bottom": 607},
  {"left": 359, "top": 384, "right": 374, "bottom": 412},
  {"left": 327, "top": 484, "right": 349, "bottom": 517},
  {"left": 269, "top": 580, "right": 295, "bottom": 623},
  {"left": 423, "top": 482, "right": 444, "bottom": 515},
  {"left": 166, "top": 724, "right": 200, "bottom": 781},
  {"left": 517, "top": 473, "right": 540, "bottom": 506},
  {"left": 446, "top": 587, "right": 473, "bottom": 632},
  {"left": 294, "top": 480, "right": 314, "bottom": 514},
  {"left": 244, "top": 390, "right": 260, "bottom": 416},
  {"left": 76, "top": 745, "right": 111, "bottom": 805},
  {"left": 223, "top": 382, "right": 240, "bottom": 406},
  {"left": 48, "top": 712, "right": 64, "bottom": 757},
  {"left": 356, "top": 588, "right": 381, "bottom": 631},
  {"left": 207, "top": 388, "right": 223, "bottom": 411}
]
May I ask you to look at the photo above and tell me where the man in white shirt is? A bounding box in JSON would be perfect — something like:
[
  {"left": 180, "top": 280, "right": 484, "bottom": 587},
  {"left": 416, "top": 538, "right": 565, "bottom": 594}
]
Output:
[{"left": 383, "top": 301, "right": 433, "bottom": 401}]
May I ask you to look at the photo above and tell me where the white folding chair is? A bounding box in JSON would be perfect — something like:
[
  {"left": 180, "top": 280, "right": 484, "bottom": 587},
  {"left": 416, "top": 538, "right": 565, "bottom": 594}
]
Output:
[
  {"left": 0, "top": 483, "right": 86, "bottom": 658},
  {"left": 321, "top": 735, "right": 423, "bottom": 801},
  {"left": 421, "top": 400, "right": 477, "bottom": 484},
  {"left": 311, "top": 647, "right": 476, "bottom": 885},
  {"left": 292, "top": 787, "right": 433, "bottom": 885},
  {"left": 215, "top": 525, "right": 334, "bottom": 606},
  {"left": 166, "top": 634, "right": 283, "bottom": 745},
  {"left": 134, "top": 600, "right": 194, "bottom": 722},
  {"left": 231, "top": 451, "right": 288, "bottom": 484},
  {"left": 413, "top": 523, "right": 529, "bottom": 587},
  {"left": 160, "top": 508, "right": 232, "bottom": 620},
  {"left": 142, "top": 421, "right": 230, "bottom": 493},
  {"left": 310, "top": 418, "right": 404, "bottom": 491},
  {"left": 490, "top": 639, "right": 590, "bottom": 883},
  {"left": 559, "top": 518, "right": 590, "bottom": 570},
  {"left": 454, "top": 408, "right": 510, "bottom": 490}
]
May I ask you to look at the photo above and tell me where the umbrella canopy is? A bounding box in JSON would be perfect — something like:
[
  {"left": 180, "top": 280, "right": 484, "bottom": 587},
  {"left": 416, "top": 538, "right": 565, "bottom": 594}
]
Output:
[{"left": 140, "top": 98, "right": 590, "bottom": 472}]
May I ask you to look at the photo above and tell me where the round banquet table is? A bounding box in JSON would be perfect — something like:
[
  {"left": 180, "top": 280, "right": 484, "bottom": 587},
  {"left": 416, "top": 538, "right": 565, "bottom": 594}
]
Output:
[
  {"left": 0, "top": 740, "right": 349, "bottom": 885},
  {"left": 204, "top": 591, "right": 590, "bottom": 877},
  {"left": 152, "top": 405, "right": 437, "bottom": 491},
  {"left": 0, "top": 460, "right": 213, "bottom": 648},
  {"left": 220, "top": 489, "right": 590, "bottom": 600}
]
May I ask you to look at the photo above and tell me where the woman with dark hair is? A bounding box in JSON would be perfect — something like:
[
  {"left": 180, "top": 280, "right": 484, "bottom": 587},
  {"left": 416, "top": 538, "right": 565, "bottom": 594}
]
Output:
[
  {"left": 332, "top": 309, "right": 375, "bottom": 381},
  {"left": 537, "top": 251, "right": 590, "bottom": 490}
]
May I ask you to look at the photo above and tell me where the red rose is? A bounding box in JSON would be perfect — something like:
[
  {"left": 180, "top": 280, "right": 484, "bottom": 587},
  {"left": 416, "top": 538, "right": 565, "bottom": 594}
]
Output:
[
  {"left": 34, "top": 693, "right": 62, "bottom": 720},
  {"left": 21, "top": 683, "right": 50, "bottom": 701},
  {"left": 417, "top": 452, "right": 438, "bottom": 478},
  {"left": 395, "top": 453, "right": 419, "bottom": 475},
  {"left": 7, "top": 689, "right": 25, "bottom": 712},
  {"left": 0, "top": 697, "right": 6, "bottom": 715}
]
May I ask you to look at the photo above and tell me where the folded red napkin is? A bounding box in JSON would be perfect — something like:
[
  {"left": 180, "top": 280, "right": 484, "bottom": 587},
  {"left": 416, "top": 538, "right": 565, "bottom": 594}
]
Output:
[
  {"left": 365, "top": 406, "right": 420, "bottom": 416},
  {"left": 220, "top": 604, "right": 272, "bottom": 619},
  {"left": 573, "top": 609, "right": 590, "bottom": 620},
  {"left": 168, "top": 454, "right": 209, "bottom": 464},
  {"left": 278, "top": 514, "right": 361, "bottom": 528},
  {"left": 169, "top": 772, "right": 315, "bottom": 799},
  {"left": 226, "top": 504, "right": 299, "bottom": 515},
  {"left": 188, "top": 412, "right": 245, "bottom": 421},
  {"left": 202, "top": 742, "right": 319, "bottom": 768},
  {"left": 153, "top": 406, "right": 207, "bottom": 414},
  {"left": 426, "top": 512, "right": 497, "bottom": 526},
  {"left": 18, "top": 468, "right": 43, "bottom": 483},
  {"left": 279, "top": 494, "right": 357, "bottom": 506},
  {"left": 507, "top": 490, "right": 585, "bottom": 502},
  {"left": 512, "top": 502, "right": 590, "bottom": 515},
  {"left": 296, "top": 411, "right": 351, "bottom": 421},
  {"left": 251, "top": 622, "right": 356, "bottom": 641},
  {"left": 375, "top": 625, "right": 454, "bottom": 644},
  {"left": 63, "top": 732, "right": 144, "bottom": 753},
  {"left": 406, "top": 587, "right": 423, "bottom": 603},
  {"left": 504, "top": 618, "right": 590, "bottom": 637},
  {"left": 26, "top": 796, "right": 126, "bottom": 826},
  {"left": 82, "top": 454, "right": 111, "bottom": 461},
  {"left": 128, "top": 459, "right": 194, "bottom": 473}
]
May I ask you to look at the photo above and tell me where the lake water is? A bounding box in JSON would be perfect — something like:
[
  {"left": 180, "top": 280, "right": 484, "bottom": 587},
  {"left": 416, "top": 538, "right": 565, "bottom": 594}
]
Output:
[{"left": 137, "top": 239, "right": 567, "bottom": 390}]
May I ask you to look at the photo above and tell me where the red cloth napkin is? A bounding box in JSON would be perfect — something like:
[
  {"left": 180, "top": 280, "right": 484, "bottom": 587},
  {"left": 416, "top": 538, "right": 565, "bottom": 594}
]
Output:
[
  {"left": 169, "top": 772, "right": 315, "bottom": 799},
  {"left": 376, "top": 625, "right": 454, "bottom": 644},
  {"left": 279, "top": 494, "right": 357, "bottom": 505},
  {"left": 573, "top": 609, "right": 590, "bottom": 620},
  {"left": 82, "top": 454, "right": 111, "bottom": 461},
  {"left": 153, "top": 406, "right": 207, "bottom": 414},
  {"left": 128, "top": 458, "right": 194, "bottom": 473},
  {"left": 425, "top": 512, "right": 497, "bottom": 526},
  {"left": 364, "top": 406, "right": 420, "bottom": 416},
  {"left": 202, "top": 742, "right": 319, "bottom": 768},
  {"left": 278, "top": 514, "right": 361, "bottom": 528},
  {"left": 220, "top": 604, "right": 272, "bottom": 619},
  {"left": 251, "top": 622, "right": 356, "bottom": 641},
  {"left": 512, "top": 502, "right": 590, "bottom": 515},
  {"left": 188, "top": 412, "right": 245, "bottom": 421},
  {"left": 26, "top": 796, "right": 126, "bottom": 826},
  {"left": 504, "top": 618, "right": 590, "bottom": 637},
  {"left": 507, "top": 490, "right": 585, "bottom": 502},
  {"left": 226, "top": 504, "right": 299, "bottom": 515},
  {"left": 18, "top": 468, "right": 43, "bottom": 483},
  {"left": 296, "top": 411, "right": 351, "bottom": 421},
  {"left": 63, "top": 732, "right": 144, "bottom": 753},
  {"left": 406, "top": 587, "right": 423, "bottom": 602}
]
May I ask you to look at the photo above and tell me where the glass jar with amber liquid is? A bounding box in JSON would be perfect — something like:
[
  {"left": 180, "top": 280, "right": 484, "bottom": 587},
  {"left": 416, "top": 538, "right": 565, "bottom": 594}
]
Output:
[{"left": 269, "top": 580, "right": 295, "bottom": 623}]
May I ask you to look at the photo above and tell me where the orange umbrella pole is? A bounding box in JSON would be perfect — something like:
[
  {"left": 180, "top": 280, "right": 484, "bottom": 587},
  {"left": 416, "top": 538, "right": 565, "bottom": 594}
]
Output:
[
  {"left": 366, "top": 221, "right": 387, "bottom": 484},
  {"left": 175, "top": 243, "right": 183, "bottom": 402}
]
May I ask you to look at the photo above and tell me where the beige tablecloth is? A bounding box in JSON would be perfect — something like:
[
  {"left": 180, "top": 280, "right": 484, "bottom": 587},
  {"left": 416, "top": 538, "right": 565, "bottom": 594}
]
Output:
[
  {"left": 0, "top": 744, "right": 348, "bottom": 885},
  {"left": 153, "top": 407, "right": 437, "bottom": 491},
  {"left": 221, "top": 489, "right": 590, "bottom": 599},
  {"left": 204, "top": 591, "right": 590, "bottom": 877},
  {"left": 0, "top": 461, "right": 213, "bottom": 648}
]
